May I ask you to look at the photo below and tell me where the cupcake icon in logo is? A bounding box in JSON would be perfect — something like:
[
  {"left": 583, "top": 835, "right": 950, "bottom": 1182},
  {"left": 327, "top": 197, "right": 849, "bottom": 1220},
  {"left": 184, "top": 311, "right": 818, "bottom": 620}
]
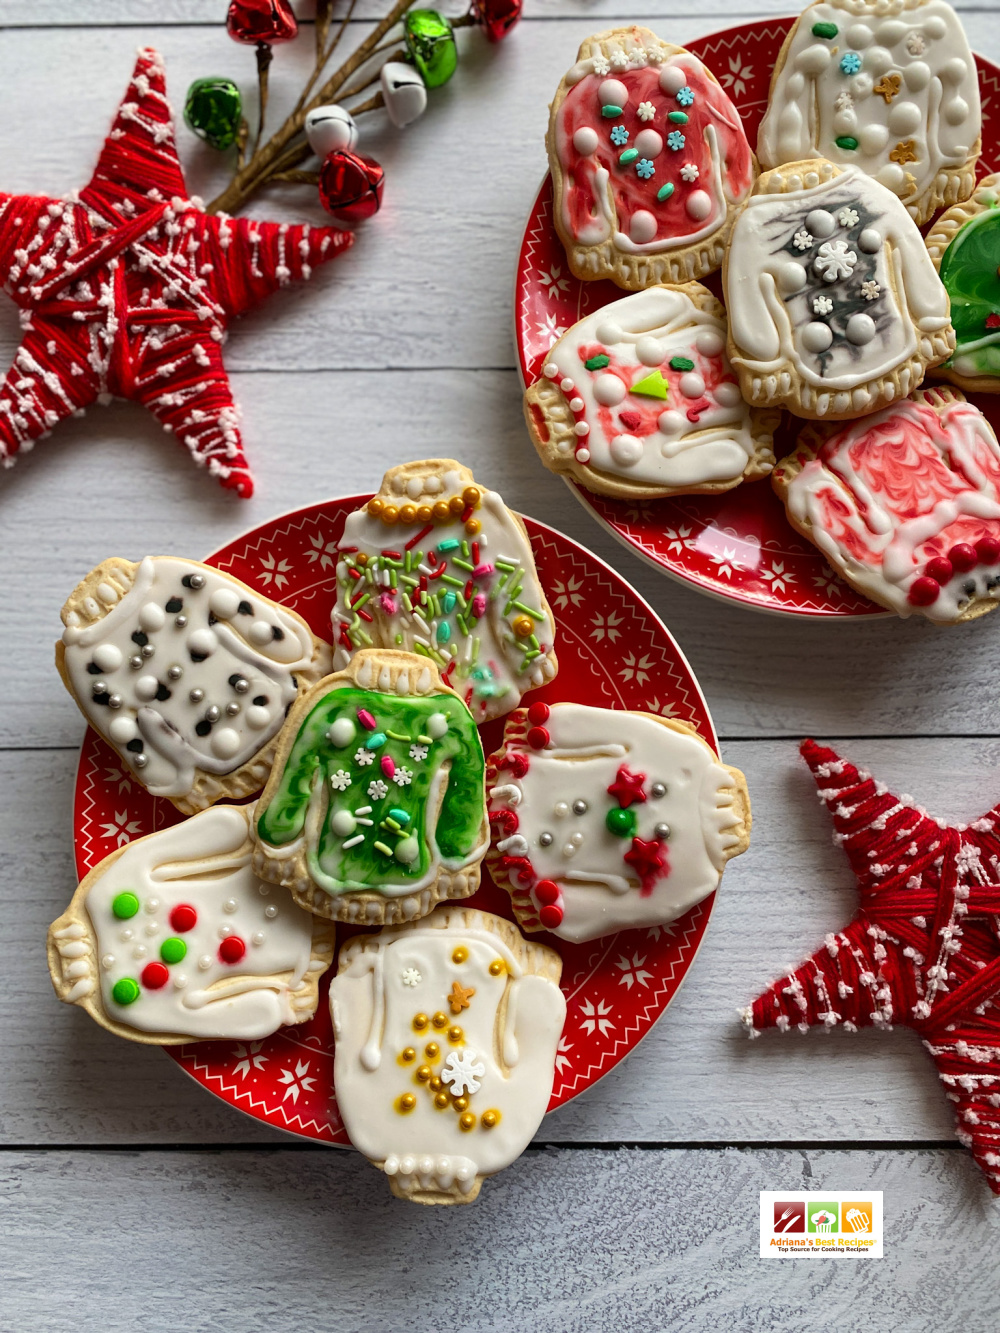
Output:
[{"left": 808, "top": 1204, "right": 839, "bottom": 1234}]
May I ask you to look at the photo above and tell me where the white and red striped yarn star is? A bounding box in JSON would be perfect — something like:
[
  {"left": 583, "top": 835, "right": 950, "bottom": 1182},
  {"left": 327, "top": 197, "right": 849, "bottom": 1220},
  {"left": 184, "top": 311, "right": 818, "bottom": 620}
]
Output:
[
  {"left": 746, "top": 739, "right": 1000, "bottom": 1194},
  {"left": 0, "top": 47, "right": 352, "bottom": 496}
]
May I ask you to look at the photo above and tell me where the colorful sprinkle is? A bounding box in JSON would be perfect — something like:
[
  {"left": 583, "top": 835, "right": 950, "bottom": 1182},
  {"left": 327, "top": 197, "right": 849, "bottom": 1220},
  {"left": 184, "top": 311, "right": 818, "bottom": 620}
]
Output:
[
  {"left": 112, "top": 892, "right": 140, "bottom": 920},
  {"left": 675, "top": 86, "right": 694, "bottom": 107},
  {"left": 366, "top": 731, "right": 387, "bottom": 750},
  {"left": 835, "top": 135, "right": 859, "bottom": 150},
  {"left": 610, "top": 125, "right": 629, "bottom": 146},
  {"left": 357, "top": 709, "right": 377, "bottom": 730},
  {"left": 656, "top": 182, "right": 674, "bottom": 201},
  {"left": 812, "top": 21, "right": 838, "bottom": 37},
  {"left": 619, "top": 147, "right": 638, "bottom": 165},
  {"left": 840, "top": 53, "right": 861, "bottom": 74},
  {"left": 631, "top": 369, "right": 669, "bottom": 399},
  {"left": 666, "top": 130, "right": 686, "bottom": 151},
  {"left": 583, "top": 353, "right": 610, "bottom": 370},
  {"left": 636, "top": 158, "right": 655, "bottom": 179},
  {"left": 669, "top": 356, "right": 695, "bottom": 372},
  {"left": 112, "top": 977, "right": 140, "bottom": 1005},
  {"left": 668, "top": 111, "right": 688, "bottom": 124},
  {"left": 160, "top": 937, "right": 187, "bottom": 964},
  {"left": 601, "top": 104, "right": 623, "bottom": 118},
  {"left": 381, "top": 755, "right": 396, "bottom": 779}
]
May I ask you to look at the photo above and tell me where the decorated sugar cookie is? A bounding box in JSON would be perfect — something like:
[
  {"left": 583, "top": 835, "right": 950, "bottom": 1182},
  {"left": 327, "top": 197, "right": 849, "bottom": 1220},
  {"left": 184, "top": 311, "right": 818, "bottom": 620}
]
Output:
[
  {"left": 524, "top": 283, "right": 778, "bottom": 499},
  {"left": 47, "top": 803, "right": 334, "bottom": 1044},
  {"left": 56, "top": 557, "right": 330, "bottom": 815},
  {"left": 331, "top": 904, "right": 565, "bottom": 1204},
  {"left": 486, "top": 703, "right": 750, "bottom": 944},
  {"left": 253, "top": 650, "right": 489, "bottom": 925},
  {"left": 926, "top": 174, "right": 1000, "bottom": 392},
  {"left": 758, "top": 0, "right": 980, "bottom": 227},
  {"left": 773, "top": 386, "right": 1000, "bottom": 622},
  {"left": 547, "top": 26, "right": 756, "bottom": 289},
  {"left": 332, "top": 461, "right": 557, "bottom": 723},
  {"left": 724, "top": 160, "right": 954, "bottom": 419}
]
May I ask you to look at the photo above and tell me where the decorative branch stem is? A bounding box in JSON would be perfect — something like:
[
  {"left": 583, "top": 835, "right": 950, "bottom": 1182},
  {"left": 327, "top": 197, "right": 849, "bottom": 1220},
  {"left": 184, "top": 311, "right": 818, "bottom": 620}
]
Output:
[
  {"left": 253, "top": 42, "right": 273, "bottom": 153},
  {"left": 346, "top": 91, "right": 385, "bottom": 117}
]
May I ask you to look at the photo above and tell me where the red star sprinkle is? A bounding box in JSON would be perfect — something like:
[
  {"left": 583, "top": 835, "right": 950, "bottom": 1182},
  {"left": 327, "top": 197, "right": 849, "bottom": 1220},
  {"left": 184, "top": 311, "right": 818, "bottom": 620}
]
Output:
[
  {"left": 0, "top": 48, "right": 352, "bottom": 497},
  {"left": 623, "top": 835, "right": 668, "bottom": 896},
  {"left": 607, "top": 764, "right": 647, "bottom": 808},
  {"left": 987, "top": 314, "right": 1000, "bottom": 330},
  {"left": 746, "top": 739, "right": 1000, "bottom": 1195}
]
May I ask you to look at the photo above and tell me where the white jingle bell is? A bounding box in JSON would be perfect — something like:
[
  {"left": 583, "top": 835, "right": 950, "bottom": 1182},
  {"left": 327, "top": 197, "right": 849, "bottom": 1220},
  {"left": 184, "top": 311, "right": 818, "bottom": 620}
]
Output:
[
  {"left": 380, "top": 61, "right": 427, "bottom": 129},
  {"left": 305, "top": 104, "right": 358, "bottom": 157}
]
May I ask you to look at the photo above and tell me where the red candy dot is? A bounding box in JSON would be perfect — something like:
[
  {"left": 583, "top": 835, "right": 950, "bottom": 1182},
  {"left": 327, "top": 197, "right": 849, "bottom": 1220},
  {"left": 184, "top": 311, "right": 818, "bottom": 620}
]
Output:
[
  {"left": 526, "top": 701, "right": 550, "bottom": 726},
  {"left": 219, "top": 935, "right": 246, "bottom": 965},
  {"left": 977, "top": 536, "right": 1000, "bottom": 564},
  {"left": 534, "top": 879, "right": 560, "bottom": 906},
  {"left": 924, "top": 556, "right": 953, "bottom": 585},
  {"left": 170, "top": 904, "right": 198, "bottom": 933},
  {"left": 539, "top": 904, "right": 564, "bottom": 929},
  {"left": 527, "top": 726, "right": 550, "bottom": 750},
  {"left": 907, "top": 576, "right": 940, "bottom": 606},
  {"left": 948, "top": 543, "right": 977, "bottom": 573},
  {"left": 141, "top": 962, "right": 169, "bottom": 990}
]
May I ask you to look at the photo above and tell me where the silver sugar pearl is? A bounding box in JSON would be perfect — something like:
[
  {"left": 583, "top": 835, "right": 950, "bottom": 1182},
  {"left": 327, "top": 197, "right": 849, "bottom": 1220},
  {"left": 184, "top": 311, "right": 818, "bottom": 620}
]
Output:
[
  {"left": 174, "top": 614, "right": 188, "bottom": 629},
  {"left": 572, "top": 799, "right": 589, "bottom": 815},
  {"left": 129, "top": 655, "right": 143, "bottom": 671},
  {"left": 108, "top": 694, "right": 123, "bottom": 709},
  {"left": 92, "top": 680, "right": 108, "bottom": 694},
  {"left": 539, "top": 831, "right": 553, "bottom": 847},
  {"left": 264, "top": 904, "right": 278, "bottom": 919},
  {"left": 651, "top": 781, "right": 667, "bottom": 799},
  {"left": 654, "top": 822, "right": 671, "bottom": 841},
  {"left": 189, "top": 688, "right": 204, "bottom": 704},
  {"left": 189, "top": 573, "right": 206, "bottom": 590},
  {"left": 134, "top": 753, "right": 148, "bottom": 769},
  {"left": 205, "top": 705, "right": 221, "bottom": 723},
  {"left": 233, "top": 678, "right": 250, "bottom": 694},
  {"left": 167, "top": 665, "right": 183, "bottom": 681},
  {"left": 140, "top": 643, "right": 155, "bottom": 657},
  {"left": 226, "top": 702, "right": 240, "bottom": 716}
]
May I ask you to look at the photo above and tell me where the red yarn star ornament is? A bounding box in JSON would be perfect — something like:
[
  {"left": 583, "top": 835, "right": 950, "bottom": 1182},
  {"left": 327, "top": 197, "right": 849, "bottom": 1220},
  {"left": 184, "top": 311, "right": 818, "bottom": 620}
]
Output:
[
  {"left": 0, "top": 48, "right": 352, "bottom": 497},
  {"left": 746, "top": 739, "right": 1000, "bottom": 1194}
]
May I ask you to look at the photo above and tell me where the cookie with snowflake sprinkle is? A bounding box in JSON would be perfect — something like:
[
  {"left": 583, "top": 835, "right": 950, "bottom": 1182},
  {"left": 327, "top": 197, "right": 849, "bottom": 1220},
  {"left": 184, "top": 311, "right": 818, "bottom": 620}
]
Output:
[
  {"left": 332, "top": 461, "right": 557, "bottom": 723},
  {"left": 253, "top": 650, "right": 489, "bottom": 925}
]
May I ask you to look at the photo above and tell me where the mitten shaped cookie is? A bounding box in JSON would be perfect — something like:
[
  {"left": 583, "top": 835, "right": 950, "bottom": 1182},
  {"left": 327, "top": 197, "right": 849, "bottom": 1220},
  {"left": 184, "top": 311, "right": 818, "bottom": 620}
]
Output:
[
  {"left": 47, "top": 803, "right": 334, "bottom": 1044},
  {"left": 547, "top": 26, "right": 756, "bottom": 289},
  {"left": 486, "top": 702, "right": 750, "bottom": 944},
  {"left": 724, "top": 160, "right": 954, "bottom": 418},
  {"left": 253, "top": 650, "right": 489, "bottom": 925},
  {"left": 758, "top": 0, "right": 980, "bottom": 227},
  {"left": 773, "top": 386, "right": 1000, "bottom": 621},
  {"left": 332, "top": 461, "right": 557, "bottom": 723},
  {"left": 57, "top": 556, "right": 330, "bottom": 814},
  {"left": 926, "top": 173, "right": 1000, "bottom": 392},
  {"left": 525, "top": 282, "right": 777, "bottom": 498},
  {"left": 331, "top": 905, "right": 565, "bottom": 1204}
]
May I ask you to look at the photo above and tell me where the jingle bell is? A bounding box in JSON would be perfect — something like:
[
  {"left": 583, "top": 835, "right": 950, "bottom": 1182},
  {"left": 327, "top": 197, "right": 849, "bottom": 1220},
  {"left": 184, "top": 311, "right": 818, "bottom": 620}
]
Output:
[
  {"left": 403, "top": 9, "right": 458, "bottom": 89},
  {"left": 318, "top": 150, "right": 385, "bottom": 222},
  {"left": 305, "top": 104, "right": 358, "bottom": 157},
  {"left": 379, "top": 62, "right": 428, "bottom": 129},
  {"left": 226, "top": 0, "right": 298, "bottom": 44},
  {"left": 184, "top": 78, "right": 243, "bottom": 151}
]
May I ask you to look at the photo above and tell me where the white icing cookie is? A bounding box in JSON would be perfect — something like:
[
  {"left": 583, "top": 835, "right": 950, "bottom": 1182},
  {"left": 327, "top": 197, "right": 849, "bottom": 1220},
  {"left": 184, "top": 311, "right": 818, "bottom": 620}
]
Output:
[
  {"left": 547, "top": 25, "right": 757, "bottom": 289},
  {"left": 524, "top": 282, "right": 778, "bottom": 499},
  {"left": 57, "top": 556, "right": 330, "bottom": 814},
  {"left": 758, "top": 0, "right": 981, "bottom": 226},
  {"left": 330, "top": 904, "right": 565, "bottom": 1204},
  {"left": 724, "top": 159, "right": 954, "bottom": 418},
  {"left": 773, "top": 385, "right": 1000, "bottom": 622},
  {"left": 486, "top": 702, "right": 750, "bottom": 944},
  {"left": 332, "top": 461, "right": 557, "bottom": 722},
  {"left": 47, "top": 803, "right": 335, "bottom": 1044}
]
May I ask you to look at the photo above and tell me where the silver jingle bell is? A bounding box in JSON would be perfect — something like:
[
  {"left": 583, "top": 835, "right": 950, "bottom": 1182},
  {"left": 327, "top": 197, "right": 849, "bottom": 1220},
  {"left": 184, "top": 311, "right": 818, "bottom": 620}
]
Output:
[
  {"left": 380, "top": 61, "right": 427, "bottom": 129},
  {"left": 305, "top": 104, "right": 358, "bottom": 157}
]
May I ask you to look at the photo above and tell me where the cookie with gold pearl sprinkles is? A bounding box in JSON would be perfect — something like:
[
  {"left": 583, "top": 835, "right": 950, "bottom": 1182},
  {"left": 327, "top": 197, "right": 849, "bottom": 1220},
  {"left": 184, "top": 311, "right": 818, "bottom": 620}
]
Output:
[
  {"left": 724, "top": 158, "right": 954, "bottom": 420},
  {"left": 546, "top": 25, "right": 757, "bottom": 290},
  {"left": 252, "top": 649, "right": 489, "bottom": 926},
  {"left": 757, "top": 0, "right": 980, "bottom": 228},
  {"left": 486, "top": 702, "right": 750, "bottom": 945},
  {"left": 47, "top": 802, "right": 335, "bottom": 1045},
  {"left": 56, "top": 556, "right": 331, "bottom": 816},
  {"left": 332, "top": 460, "right": 557, "bottom": 723},
  {"left": 524, "top": 282, "right": 778, "bottom": 499},
  {"left": 330, "top": 903, "right": 565, "bottom": 1204}
]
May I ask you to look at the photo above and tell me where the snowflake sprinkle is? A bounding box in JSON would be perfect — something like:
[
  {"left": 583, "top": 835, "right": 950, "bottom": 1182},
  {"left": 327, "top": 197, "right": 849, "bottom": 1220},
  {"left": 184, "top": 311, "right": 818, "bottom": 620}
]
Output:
[
  {"left": 861, "top": 279, "right": 881, "bottom": 301},
  {"left": 393, "top": 767, "right": 413, "bottom": 787},
  {"left": 675, "top": 86, "right": 695, "bottom": 107},
  {"left": 834, "top": 91, "right": 854, "bottom": 113},
  {"left": 440, "top": 1047, "right": 487, "bottom": 1096},
  {"left": 354, "top": 747, "right": 375, "bottom": 766},
  {"left": 813, "top": 295, "right": 834, "bottom": 315},
  {"left": 680, "top": 163, "right": 699, "bottom": 182},
  {"left": 401, "top": 967, "right": 422, "bottom": 987},
  {"left": 666, "top": 130, "right": 686, "bottom": 151},
  {"left": 793, "top": 229, "right": 814, "bottom": 251},
  {"left": 637, "top": 100, "right": 656, "bottom": 121},
  {"left": 611, "top": 50, "right": 630, "bottom": 70},
  {"left": 840, "top": 52, "right": 862, "bottom": 75},
  {"left": 409, "top": 743, "right": 428, "bottom": 762},
  {"left": 636, "top": 158, "right": 656, "bottom": 179},
  {"left": 838, "top": 207, "right": 859, "bottom": 227},
  {"left": 644, "top": 48, "right": 665, "bottom": 65},
  {"left": 367, "top": 779, "right": 389, "bottom": 800},
  {"left": 330, "top": 769, "right": 352, "bottom": 791},
  {"left": 814, "top": 238, "right": 858, "bottom": 282},
  {"left": 591, "top": 55, "right": 611, "bottom": 76},
  {"left": 610, "top": 125, "right": 629, "bottom": 146}
]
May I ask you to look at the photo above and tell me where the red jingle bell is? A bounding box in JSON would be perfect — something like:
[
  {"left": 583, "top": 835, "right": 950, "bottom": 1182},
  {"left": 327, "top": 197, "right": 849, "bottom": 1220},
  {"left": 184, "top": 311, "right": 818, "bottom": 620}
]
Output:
[
  {"left": 319, "top": 150, "right": 384, "bottom": 222},
  {"left": 472, "top": 0, "right": 523, "bottom": 42},
  {"left": 226, "top": 0, "right": 299, "bottom": 45}
]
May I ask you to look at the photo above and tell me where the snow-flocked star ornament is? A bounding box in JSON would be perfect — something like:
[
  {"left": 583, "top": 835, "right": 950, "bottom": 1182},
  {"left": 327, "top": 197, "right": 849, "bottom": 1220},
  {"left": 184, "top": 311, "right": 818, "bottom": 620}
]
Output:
[
  {"left": 0, "top": 48, "right": 352, "bottom": 497},
  {"left": 744, "top": 739, "right": 1000, "bottom": 1194}
]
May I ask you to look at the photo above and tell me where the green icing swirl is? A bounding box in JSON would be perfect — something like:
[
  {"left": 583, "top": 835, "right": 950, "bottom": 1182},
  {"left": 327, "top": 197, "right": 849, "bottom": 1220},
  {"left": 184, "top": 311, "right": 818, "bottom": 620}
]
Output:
[
  {"left": 939, "top": 203, "right": 1000, "bottom": 378},
  {"left": 256, "top": 685, "right": 485, "bottom": 897}
]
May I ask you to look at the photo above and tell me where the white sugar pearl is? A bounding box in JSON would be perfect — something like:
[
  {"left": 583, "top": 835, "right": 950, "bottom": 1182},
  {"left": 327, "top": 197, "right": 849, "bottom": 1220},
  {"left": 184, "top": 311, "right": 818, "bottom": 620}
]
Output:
[
  {"left": 659, "top": 64, "right": 686, "bottom": 94},
  {"left": 554, "top": 801, "right": 569, "bottom": 817},
  {"left": 252, "top": 932, "right": 266, "bottom": 946},
  {"left": 609, "top": 433, "right": 643, "bottom": 467},
  {"left": 686, "top": 190, "right": 712, "bottom": 221},
  {"left": 144, "top": 921, "right": 159, "bottom": 937},
  {"left": 657, "top": 410, "right": 686, "bottom": 435},
  {"left": 101, "top": 954, "right": 115, "bottom": 970},
  {"left": 715, "top": 382, "right": 743, "bottom": 408},
  {"left": 802, "top": 322, "right": 833, "bottom": 353},
  {"left": 187, "top": 628, "right": 218, "bottom": 657},
  {"left": 219, "top": 925, "right": 233, "bottom": 938},
  {"left": 138, "top": 602, "right": 165, "bottom": 631},
  {"left": 209, "top": 588, "right": 241, "bottom": 619},
  {"left": 264, "top": 905, "right": 278, "bottom": 919},
  {"left": 210, "top": 727, "right": 242, "bottom": 760},
  {"left": 805, "top": 209, "right": 836, "bottom": 238},
  {"left": 119, "top": 928, "right": 133, "bottom": 942},
  {"left": 576, "top": 448, "right": 591, "bottom": 462},
  {"left": 132, "top": 945, "right": 147, "bottom": 960},
  {"left": 573, "top": 126, "right": 599, "bottom": 155},
  {"left": 633, "top": 129, "right": 663, "bottom": 158},
  {"left": 427, "top": 712, "right": 449, "bottom": 739},
  {"left": 559, "top": 377, "right": 575, "bottom": 394},
  {"left": 777, "top": 261, "right": 808, "bottom": 295},
  {"left": 93, "top": 643, "right": 122, "bottom": 672},
  {"left": 636, "top": 336, "right": 667, "bottom": 367},
  {"left": 562, "top": 841, "right": 578, "bottom": 858},
  {"left": 327, "top": 717, "right": 356, "bottom": 748},
  {"left": 224, "top": 897, "right": 239, "bottom": 913},
  {"left": 246, "top": 706, "right": 271, "bottom": 729},
  {"left": 858, "top": 228, "right": 882, "bottom": 253},
  {"left": 248, "top": 621, "right": 273, "bottom": 646},
  {"left": 198, "top": 954, "right": 213, "bottom": 970},
  {"left": 679, "top": 372, "right": 705, "bottom": 399},
  {"left": 846, "top": 313, "right": 876, "bottom": 345},
  {"left": 543, "top": 362, "right": 559, "bottom": 379},
  {"left": 331, "top": 809, "right": 356, "bottom": 836},
  {"left": 574, "top": 421, "right": 590, "bottom": 436},
  {"left": 629, "top": 210, "right": 658, "bottom": 244},
  {"left": 145, "top": 897, "right": 160, "bottom": 913},
  {"left": 594, "top": 374, "right": 627, "bottom": 406},
  {"left": 135, "top": 675, "right": 159, "bottom": 702},
  {"left": 109, "top": 717, "right": 138, "bottom": 743},
  {"left": 598, "top": 78, "right": 629, "bottom": 107},
  {"left": 569, "top": 397, "right": 585, "bottom": 412},
  {"left": 695, "top": 329, "right": 724, "bottom": 357},
  {"left": 173, "top": 974, "right": 188, "bottom": 989}
]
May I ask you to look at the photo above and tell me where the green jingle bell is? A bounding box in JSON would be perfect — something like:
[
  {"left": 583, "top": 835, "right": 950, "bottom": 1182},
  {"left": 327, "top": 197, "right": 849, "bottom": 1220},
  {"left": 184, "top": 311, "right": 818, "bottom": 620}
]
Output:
[
  {"left": 184, "top": 77, "right": 242, "bottom": 151},
  {"left": 403, "top": 9, "right": 457, "bottom": 89}
]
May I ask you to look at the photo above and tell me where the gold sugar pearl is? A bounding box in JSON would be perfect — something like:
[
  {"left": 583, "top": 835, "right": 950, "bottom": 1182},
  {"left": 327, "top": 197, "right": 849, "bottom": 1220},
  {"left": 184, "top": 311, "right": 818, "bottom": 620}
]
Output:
[
  {"left": 489, "top": 959, "right": 505, "bottom": 977},
  {"left": 399, "top": 503, "right": 417, "bottom": 524},
  {"left": 401, "top": 1047, "right": 416, "bottom": 1063},
  {"left": 465, "top": 518, "right": 481, "bottom": 536},
  {"left": 448, "top": 495, "right": 465, "bottom": 516},
  {"left": 447, "top": 1026, "right": 463, "bottom": 1043},
  {"left": 416, "top": 1065, "right": 433, "bottom": 1082},
  {"left": 424, "top": 1042, "right": 440, "bottom": 1059},
  {"left": 355, "top": 552, "right": 368, "bottom": 566},
  {"left": 367, "top": 498, "right": 384, "bottom": 516},
  {"left": 417, "top": 504, "right": 433, "bottom": 522},
  {"left": 459, "top": 1112, "right": 476, "bottom": 1132},
  {"left": 512, "top": 614, "right": 534, "bottom": 638},
  {"left": 452, "top": 1095, "right": 469, "bottom": 1112},
  {"left": 412, "top": 1013, "right": 429, "bottom": 1032},
  {"left": 452, "top": 947, "right": 468, "bottom": 965},
  {"left": 462, "top": 486, "right": 481, "bottom": 508},
  {"left": 481, "top": 1110, "right": 500, "bottom": 1129},
  {"left": 432, "top": 500, "right": 451, "bottom": 522},
  {"left": 397, "top": 1093, "right": 417, "bottom": 1113},
  {"left": 432, "top": 1011, "right": 448, "bottom": 1029},
  {"left": 434, "top": 1092, "right": 450, "bottom": 1109},
  {"left": 430, "top": 1076, "right": 443, "bottom": 1091},
  {"left": 382, "top": 505, "right": 399, "bottom": 524}
]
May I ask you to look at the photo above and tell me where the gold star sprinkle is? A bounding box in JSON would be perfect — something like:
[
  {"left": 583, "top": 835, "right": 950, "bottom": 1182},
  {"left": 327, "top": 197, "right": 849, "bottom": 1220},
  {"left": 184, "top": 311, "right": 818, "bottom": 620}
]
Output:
[
  {"left": 449, "top": 980, "right": 475, "bottom": 1014},
  {"left": 873, "top": 74, "right": 901, "bottom": 103},
  {"left": 890, "top": 139, "right": 917, "bottom": 165}
]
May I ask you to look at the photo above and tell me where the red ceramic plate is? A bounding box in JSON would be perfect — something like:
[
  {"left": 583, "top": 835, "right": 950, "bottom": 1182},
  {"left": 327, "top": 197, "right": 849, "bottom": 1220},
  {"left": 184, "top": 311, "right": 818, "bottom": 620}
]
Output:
[
  {"left": 515, "top": 20, "right": 1000, "bottom": 618},
  {"left": 73, "top": 498, "right": 726, "bottom": 1142}
]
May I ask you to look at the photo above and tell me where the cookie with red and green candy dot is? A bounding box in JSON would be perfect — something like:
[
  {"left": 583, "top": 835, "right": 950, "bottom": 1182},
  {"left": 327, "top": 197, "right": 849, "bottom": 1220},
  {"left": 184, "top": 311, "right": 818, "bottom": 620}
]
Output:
[
  {"left": 485, "top": 701, "right": 750, "bottom": 944},
  {"left": 547, "top": 25, "right": 757, "bottom": 290},
  {"left": 47, "top": 802, "right": 334, "bottom": 1044}
]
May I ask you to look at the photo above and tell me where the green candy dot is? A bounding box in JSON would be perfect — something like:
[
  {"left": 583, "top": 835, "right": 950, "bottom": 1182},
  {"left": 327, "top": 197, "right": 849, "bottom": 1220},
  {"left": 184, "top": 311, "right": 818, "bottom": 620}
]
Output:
[
  {"left": 160, "top": 937, "right": 187, "bottom": 965},
  {"left": 657, "top": 182, "right": 675, "bottom": 202},
  {"left": 112, "top": 892, "right": 140, "bottom": 920},
  {"left": 583, "top": 353, "right": 610, "bottom": 371},
  {"left": 606, "top": 807, "right": 637, "bottom": 839},
  {"left": 812, "top": 21, "right": 838, "bottom": 38},
  {"left": 436, "top": 621, "right": 451, "bottom": 644},
  {"left": 601, "top": 104, "right": 623, "bottom": 118},
  {"left": 619, "top": 148, "right": 639, "bottom": 165},
  {"left": 835, "top": 135, "right": 859, "bottom": 150},
  {"left": 668, "top": 111, "right": 688, "bottom": 124},
  {"left": 669, "top": 356, "right": 695, "bottom": 372},
  {"left": 112, "top": 977, "right": 140, "bottom": 1006}
]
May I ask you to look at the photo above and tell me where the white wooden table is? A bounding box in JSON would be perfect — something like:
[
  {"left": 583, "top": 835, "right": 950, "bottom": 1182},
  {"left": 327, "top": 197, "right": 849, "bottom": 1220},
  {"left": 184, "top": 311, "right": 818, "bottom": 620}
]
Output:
[{"left": 4, "top": 2, "right": 1000, "bottom": 1327}]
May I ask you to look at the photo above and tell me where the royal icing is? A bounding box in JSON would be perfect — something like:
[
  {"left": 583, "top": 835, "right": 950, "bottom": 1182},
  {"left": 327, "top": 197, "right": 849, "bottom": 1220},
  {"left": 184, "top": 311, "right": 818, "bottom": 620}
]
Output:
[
  {"left": 726, "top": 165, "right": 952, "bottom": 406},
  {"left": 331, "top": 906, "right": 565, "bottom": 1202},
  {"left": 50, "top": 803, "right": 328, "bottom": 1040},
  {"left": 255, "top": 659, "right": 488, "bottom": 902},
  {"left": 487, "top": 703, "right": 747, "bottom": 944},
  {"left": 779, "top": 389, "right": 1000, "bottom": 621},
  {"left": 553, "top": 40, "right": 754, "bottom": 258},
  {"left": 532, "top": 285, "right": 772, "bottom": 491},
  {"left": 332, "top": 465, "right": 556, "bottom": 722},
  {"left": 60, "top": 557, "right": 321, "bottom": 802},
  {"left": 758, "top": 0, "right": 980, "bottom": 220},
  {"left": 934, "top": 178, "right": 1000, "bottom": 382}
]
